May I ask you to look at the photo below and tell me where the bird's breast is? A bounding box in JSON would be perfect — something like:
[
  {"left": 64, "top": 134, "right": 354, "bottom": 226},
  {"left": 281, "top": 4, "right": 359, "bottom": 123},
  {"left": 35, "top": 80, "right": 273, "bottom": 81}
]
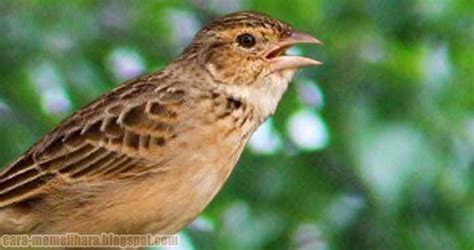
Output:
[{"left": 124, "top": 93, "right": 258, "bottom": 234}]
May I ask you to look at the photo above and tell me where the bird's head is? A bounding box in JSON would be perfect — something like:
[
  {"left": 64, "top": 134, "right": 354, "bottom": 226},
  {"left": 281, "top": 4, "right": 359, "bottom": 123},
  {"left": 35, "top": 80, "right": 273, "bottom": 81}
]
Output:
[{"left": 176, "top": 11, "right": 322, "bottom": 120}]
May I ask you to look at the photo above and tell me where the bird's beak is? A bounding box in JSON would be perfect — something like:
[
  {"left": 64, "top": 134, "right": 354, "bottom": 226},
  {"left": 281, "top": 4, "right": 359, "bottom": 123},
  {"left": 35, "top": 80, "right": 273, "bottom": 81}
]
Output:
[{"left": 264, "top": 31, "right": 322, "bottom": 72}]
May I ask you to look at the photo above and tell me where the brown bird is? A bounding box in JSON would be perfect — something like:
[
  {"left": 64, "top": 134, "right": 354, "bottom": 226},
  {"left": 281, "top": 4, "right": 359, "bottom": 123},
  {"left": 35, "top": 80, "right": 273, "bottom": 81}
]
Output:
[{"left": 0, "top": 11, "right": 321, "bottom": 237}]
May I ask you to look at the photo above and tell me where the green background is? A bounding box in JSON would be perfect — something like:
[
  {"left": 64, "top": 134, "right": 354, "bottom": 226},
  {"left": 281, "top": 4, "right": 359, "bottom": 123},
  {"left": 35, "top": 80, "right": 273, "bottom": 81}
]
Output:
[{"left": 0, "top": 0, "right": 472, "bottom": 249}]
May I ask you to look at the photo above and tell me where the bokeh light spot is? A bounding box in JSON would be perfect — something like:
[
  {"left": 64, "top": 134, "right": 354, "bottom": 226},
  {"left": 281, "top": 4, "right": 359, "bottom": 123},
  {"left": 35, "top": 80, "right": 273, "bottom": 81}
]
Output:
[
  {"left": 167, "top": 9, "right": 200, "bottom": 50},
  {"left": 288, "top": 109, "right": 329, "bottom": 150},
  {"left": 296, "top": 79, "right": 324, "bottom": 109},
  {"left": 28, "top": 61, "right": 71, "bottom": 115},
  {"left": 292, "top": 223, "right": 327, "bottom": 250},
  {"left": 248, "top": 119, "right": 282, "bottom": 154},
  {"left": 107, "top": 48, "right": 145, "bottom": 82}
]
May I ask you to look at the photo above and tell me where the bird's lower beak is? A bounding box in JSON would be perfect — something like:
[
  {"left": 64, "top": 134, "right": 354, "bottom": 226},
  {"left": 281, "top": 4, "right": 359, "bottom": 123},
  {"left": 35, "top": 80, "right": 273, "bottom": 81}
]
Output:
[{"left": 264, "top": 31, "right": 322, "bottom": 72}]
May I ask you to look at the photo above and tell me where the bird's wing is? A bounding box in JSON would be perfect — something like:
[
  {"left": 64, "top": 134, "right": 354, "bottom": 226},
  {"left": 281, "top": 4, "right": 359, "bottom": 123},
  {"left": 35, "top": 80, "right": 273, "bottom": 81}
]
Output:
[{"left": 0, "top": 73, "right": 185, "bottom": 207}]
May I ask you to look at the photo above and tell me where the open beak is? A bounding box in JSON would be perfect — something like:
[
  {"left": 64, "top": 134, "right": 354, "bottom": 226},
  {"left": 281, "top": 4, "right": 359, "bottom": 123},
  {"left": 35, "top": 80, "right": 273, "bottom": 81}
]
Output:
[{"left": 264, "top": 31, "right": 322, "bottom": 72}]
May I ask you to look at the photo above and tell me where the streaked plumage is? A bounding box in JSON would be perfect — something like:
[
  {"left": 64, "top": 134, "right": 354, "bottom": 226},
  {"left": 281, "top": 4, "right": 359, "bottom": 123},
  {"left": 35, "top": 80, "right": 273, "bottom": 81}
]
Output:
[{"left": 0, "top": 11, "right": 321, "bottom": 236}]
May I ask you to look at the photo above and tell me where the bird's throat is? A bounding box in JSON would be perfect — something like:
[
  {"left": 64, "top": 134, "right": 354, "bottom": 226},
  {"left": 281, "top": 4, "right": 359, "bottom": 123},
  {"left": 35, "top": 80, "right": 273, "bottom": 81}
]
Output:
[{"left": 216, "top": 69, "right": 296, "bottom": 123}]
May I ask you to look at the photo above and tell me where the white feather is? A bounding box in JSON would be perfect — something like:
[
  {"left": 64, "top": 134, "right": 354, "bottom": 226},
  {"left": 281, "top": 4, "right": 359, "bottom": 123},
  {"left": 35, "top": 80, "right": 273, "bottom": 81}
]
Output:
[{"left": 217, "top": 69, "right": 297, "bottom": 121}]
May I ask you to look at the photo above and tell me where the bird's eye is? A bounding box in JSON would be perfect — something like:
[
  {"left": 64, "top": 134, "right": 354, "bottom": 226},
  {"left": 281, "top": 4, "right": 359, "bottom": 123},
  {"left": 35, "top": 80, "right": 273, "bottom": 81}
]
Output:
[{"left": 236, "top": 33, "right": 256, "bottom": 48}]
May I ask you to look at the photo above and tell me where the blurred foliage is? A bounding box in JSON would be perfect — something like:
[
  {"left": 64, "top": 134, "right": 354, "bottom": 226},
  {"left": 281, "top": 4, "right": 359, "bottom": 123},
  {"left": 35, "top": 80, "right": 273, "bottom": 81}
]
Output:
[{"left": 0, "top": 0, "right": 473, "bottom": 250}]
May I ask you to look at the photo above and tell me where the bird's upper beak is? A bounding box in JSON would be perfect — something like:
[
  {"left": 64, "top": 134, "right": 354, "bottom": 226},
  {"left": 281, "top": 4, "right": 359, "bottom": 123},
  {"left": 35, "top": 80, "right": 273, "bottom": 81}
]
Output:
[{"left": 264, "top": 31, "right": 322, "bottom": 72}]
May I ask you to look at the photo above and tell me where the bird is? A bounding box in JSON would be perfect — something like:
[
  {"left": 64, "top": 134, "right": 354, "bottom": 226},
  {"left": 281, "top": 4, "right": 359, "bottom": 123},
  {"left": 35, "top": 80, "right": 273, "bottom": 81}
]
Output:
[{"left": 0, "top": 10, "right": 321, "bottom": 238}]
